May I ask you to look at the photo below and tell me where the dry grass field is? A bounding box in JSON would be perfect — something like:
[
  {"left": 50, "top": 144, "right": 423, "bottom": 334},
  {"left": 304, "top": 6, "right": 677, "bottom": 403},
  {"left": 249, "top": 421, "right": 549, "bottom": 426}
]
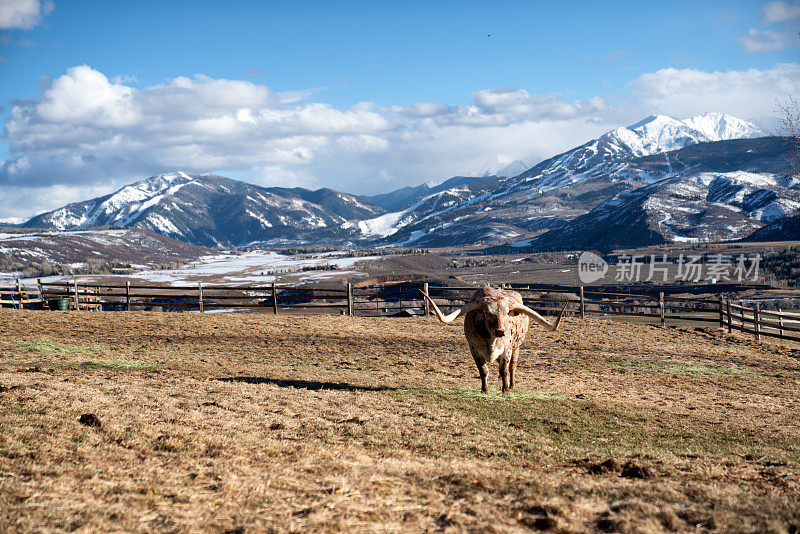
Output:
[{"left": 1, "top": 310, "right": 799, "bottom": 533}]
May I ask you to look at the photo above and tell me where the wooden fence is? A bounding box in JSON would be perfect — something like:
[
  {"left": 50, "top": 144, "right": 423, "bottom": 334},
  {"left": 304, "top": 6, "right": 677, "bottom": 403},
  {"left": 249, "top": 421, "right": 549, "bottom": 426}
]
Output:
[
  {"left": 0, "top": 279, "right": 44, "bottom": 308},
  {"left": 723, "top": 299, "right": 800, "bottom": 343},
  {"left": 4, "top": 280, "right": 351, "bottom": 313},
  {"left": 420, "top": 285, "right": 723, "bottom": 326},
  {"left": 0, "top": 278, "right": 731, "bottom": 322},
  {"left": 5, "top": 278, "right": 799, "bottom": 344}
]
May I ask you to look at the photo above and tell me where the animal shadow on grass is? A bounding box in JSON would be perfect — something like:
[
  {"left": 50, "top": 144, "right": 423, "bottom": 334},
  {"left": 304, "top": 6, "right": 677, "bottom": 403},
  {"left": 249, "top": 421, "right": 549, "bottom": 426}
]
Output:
[{"left": 215, "top": 376, "right": 395, "bottom": 392}]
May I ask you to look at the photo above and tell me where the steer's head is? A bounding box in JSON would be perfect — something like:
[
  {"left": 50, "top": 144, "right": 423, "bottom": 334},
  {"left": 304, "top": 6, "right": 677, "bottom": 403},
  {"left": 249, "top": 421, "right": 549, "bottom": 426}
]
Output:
[{"left": 477, "top": 298, "right": 510, "bottom": 338}]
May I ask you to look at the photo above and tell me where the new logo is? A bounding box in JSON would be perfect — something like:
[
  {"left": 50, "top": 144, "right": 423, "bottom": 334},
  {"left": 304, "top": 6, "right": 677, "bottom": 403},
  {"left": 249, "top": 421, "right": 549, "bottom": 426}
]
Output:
[{"left": 578, "top": 252, "right": 608, "bottom": 284}]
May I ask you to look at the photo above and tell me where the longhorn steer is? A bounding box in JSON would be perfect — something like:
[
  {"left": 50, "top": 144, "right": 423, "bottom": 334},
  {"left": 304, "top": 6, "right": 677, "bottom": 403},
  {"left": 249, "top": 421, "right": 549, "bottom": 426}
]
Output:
[{"left": 421, "top": 286, "right": 565, "bottom": 394}]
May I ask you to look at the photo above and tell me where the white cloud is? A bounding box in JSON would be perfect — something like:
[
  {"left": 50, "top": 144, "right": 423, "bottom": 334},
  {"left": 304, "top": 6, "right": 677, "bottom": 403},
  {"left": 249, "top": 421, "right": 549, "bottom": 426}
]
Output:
[
  {"left": 738, "top": 28, "right": 798, "bottom": 52},
  {"left": 35, "top": 65, "right": 139, "bottom": 127},
  {"left": 0, "top": 0, "right": 52, "bottom": 30},
  {"left": 763, "top": 1, "right": 800, "bottom": 23},
  {"left": 392, "top": 102, "right": 453, "bottom": 118},
  {"left": 2, "top": 62, "right": 799, "bottom": 219},
  {"left": 473, "top": 88, "right": 535, "bottom": 114},
  {"left": 276, "top": 87, "right": 326, "bottom": 104},
  {"left": 389, "top": 89, "right": 606, "bottom": 128},
  {"left": 629, "top": 63, "right": 800, "bottom": 127},
  {"left": 0, "top": 182, "right": 117, "bottom": 219},
  {"left": 739, "top": 2, "right": 800, "bottom": 53},
  {"left": 337, "top": 134, "right": 390, "bottom": 153}
]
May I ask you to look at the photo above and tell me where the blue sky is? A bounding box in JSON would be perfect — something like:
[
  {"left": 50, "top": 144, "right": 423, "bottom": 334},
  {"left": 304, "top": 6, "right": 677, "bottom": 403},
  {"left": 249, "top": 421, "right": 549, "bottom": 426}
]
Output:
[{"left": 0, "top": 0, "right": 799, "bottom": 219}]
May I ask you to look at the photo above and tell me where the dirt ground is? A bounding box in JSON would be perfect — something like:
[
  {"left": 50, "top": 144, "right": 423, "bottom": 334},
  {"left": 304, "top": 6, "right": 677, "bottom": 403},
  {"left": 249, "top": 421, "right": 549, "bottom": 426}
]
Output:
[{"left": 0, "top": 309, "right": 799, "bottom": 533}]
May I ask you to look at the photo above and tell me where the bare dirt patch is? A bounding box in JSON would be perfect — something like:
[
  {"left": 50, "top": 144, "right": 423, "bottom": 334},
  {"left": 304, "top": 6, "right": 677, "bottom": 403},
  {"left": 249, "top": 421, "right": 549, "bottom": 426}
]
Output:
[{"left": 0, "top": 309, "right": 799, "bottom": 532}]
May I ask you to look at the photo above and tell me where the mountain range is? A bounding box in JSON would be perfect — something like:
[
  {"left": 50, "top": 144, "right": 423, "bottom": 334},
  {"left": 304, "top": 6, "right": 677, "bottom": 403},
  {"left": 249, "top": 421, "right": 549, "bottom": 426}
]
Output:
[
  {"left": 17, "top": 112, "right": 800, "bottom": 250},
  {"left": 23, "top": 173, "right": 382, "bottom": 247}
]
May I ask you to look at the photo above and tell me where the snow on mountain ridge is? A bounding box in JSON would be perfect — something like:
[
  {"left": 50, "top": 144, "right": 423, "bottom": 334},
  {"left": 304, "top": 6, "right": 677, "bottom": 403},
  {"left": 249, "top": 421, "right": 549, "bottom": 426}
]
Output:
[
  {"left": 480, "top": 113, "right": 763, "bottom": 192},
  {"left": 681, "top": 112, "right": 765, "bottom": 142},
  {"left": 100, "top": 171, "right": 197, "bottom": 215},
  {"left": 615, "top": 115, "right": 705, "bottom": 156},
  {"left": 508, "top": 112, "right": 765, "bottom": 195},
  {"left": 610, "top": 113, "right": 764, "bottom": 158}
]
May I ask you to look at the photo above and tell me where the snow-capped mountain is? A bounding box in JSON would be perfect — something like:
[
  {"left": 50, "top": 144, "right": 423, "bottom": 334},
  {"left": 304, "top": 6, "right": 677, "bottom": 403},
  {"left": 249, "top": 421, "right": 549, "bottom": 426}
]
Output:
[
  {"left": 509, "top": 113, "right": 765, "bottom": 193},
  {"left": 357, "top": 113, "right": 772, "bottom": 247},
  {"left": 611, "top": 112, "right": 764, "bottom": 157},
  {"left": 682, "top": 112, "right": 765, "bottom": 143},
  {"left": 24, "top": 172, "right": 384, "bottom": 247}
]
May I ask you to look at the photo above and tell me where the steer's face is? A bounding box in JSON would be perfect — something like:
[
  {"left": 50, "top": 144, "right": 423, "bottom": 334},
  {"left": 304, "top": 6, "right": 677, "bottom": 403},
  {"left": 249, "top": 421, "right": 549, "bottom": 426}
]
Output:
[{"left": 484, "top": 301, "right": 510, "bottom": 338}]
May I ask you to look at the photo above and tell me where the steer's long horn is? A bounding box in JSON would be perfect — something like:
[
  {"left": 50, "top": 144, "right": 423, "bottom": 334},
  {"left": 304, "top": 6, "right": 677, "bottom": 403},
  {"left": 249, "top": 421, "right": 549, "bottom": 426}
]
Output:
[
  {"left": 420, "top": 290, "right": 481, "bottom": 324},
  {"left": 511, "top": 302, "right": 568, "bottom": 332}
]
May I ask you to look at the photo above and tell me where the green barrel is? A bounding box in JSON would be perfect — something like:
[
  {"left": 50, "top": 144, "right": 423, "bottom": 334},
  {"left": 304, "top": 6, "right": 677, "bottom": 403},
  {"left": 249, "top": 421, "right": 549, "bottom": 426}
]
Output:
[{"left": 49, "top": 298, "right": 69, "bottom": 311}]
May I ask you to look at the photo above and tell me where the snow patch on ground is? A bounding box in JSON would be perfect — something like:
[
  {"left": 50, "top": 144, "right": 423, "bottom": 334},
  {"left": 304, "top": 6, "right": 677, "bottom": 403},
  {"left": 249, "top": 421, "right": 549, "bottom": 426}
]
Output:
[
  {"left": 124, "top": 251, "right": 377, "bottom": 285},
  {"left": 2, "top": 250, "right": 380, "bottom": 286}
]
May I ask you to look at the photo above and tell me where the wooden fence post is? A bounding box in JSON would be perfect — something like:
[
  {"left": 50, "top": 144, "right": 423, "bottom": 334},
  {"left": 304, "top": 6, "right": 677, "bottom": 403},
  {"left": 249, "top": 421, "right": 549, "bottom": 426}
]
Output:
[
  {"left": 423, "top": 282, "right": 430, "bottom": 317},
  {"left": 779, "top": 309, "right": 784, "bottom": 337},
  {"left": 73, "top": 279, "right": 79, "bottom": 311},
  {"left": 37, "top": 278, "right": 44, "bottom": 309},
  {"left": 15, "top": 278, "right": 22, "bottom": 309},
  {"left": 126, "top": 281, "right": 131, "bottom": 311},
  {"left": 726, "top": 299, "right": 732, "bottom": 333},
  {"left": 754, "top": 303, "right": 761, "bottom": 342},
  {"left": 579, "top": 286, "right": 585, "bottom": 319},
  {"left": 347, "top": 283, "right": 353, "bottom": 316},
  {"left": 717, "top": 294, "right": 724, "bottom": 330},
  {"left": 272, "top": 282, "right": 278, "bottom": 315},
  {"left": 659, "top": 292, "right": 665, "bottom": 327},
  {"left": 198, "top": 282, "right": 204, "bottom": 313}
]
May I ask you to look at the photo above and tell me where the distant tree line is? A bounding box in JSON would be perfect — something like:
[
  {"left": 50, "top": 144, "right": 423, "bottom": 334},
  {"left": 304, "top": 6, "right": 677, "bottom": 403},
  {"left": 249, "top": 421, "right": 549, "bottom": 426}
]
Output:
[
  {"left": 760, "top": 247, "right": 800, "bottom": 288},
  {"left": 154, "top": 261, "right": 188, "bottom": 270}
]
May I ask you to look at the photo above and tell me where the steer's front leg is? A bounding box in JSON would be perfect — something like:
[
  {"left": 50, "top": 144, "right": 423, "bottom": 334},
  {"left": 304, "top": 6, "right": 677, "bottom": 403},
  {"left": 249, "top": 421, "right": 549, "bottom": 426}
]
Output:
[
  {"left": 472, "top": 355, "right": 489, "bottom": 394},
  {"left": 499, "top": 354, "right": 511, "bottom": 393},
  {"left": 509, "top": 346, "right": 519, "bottom": 391}
]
